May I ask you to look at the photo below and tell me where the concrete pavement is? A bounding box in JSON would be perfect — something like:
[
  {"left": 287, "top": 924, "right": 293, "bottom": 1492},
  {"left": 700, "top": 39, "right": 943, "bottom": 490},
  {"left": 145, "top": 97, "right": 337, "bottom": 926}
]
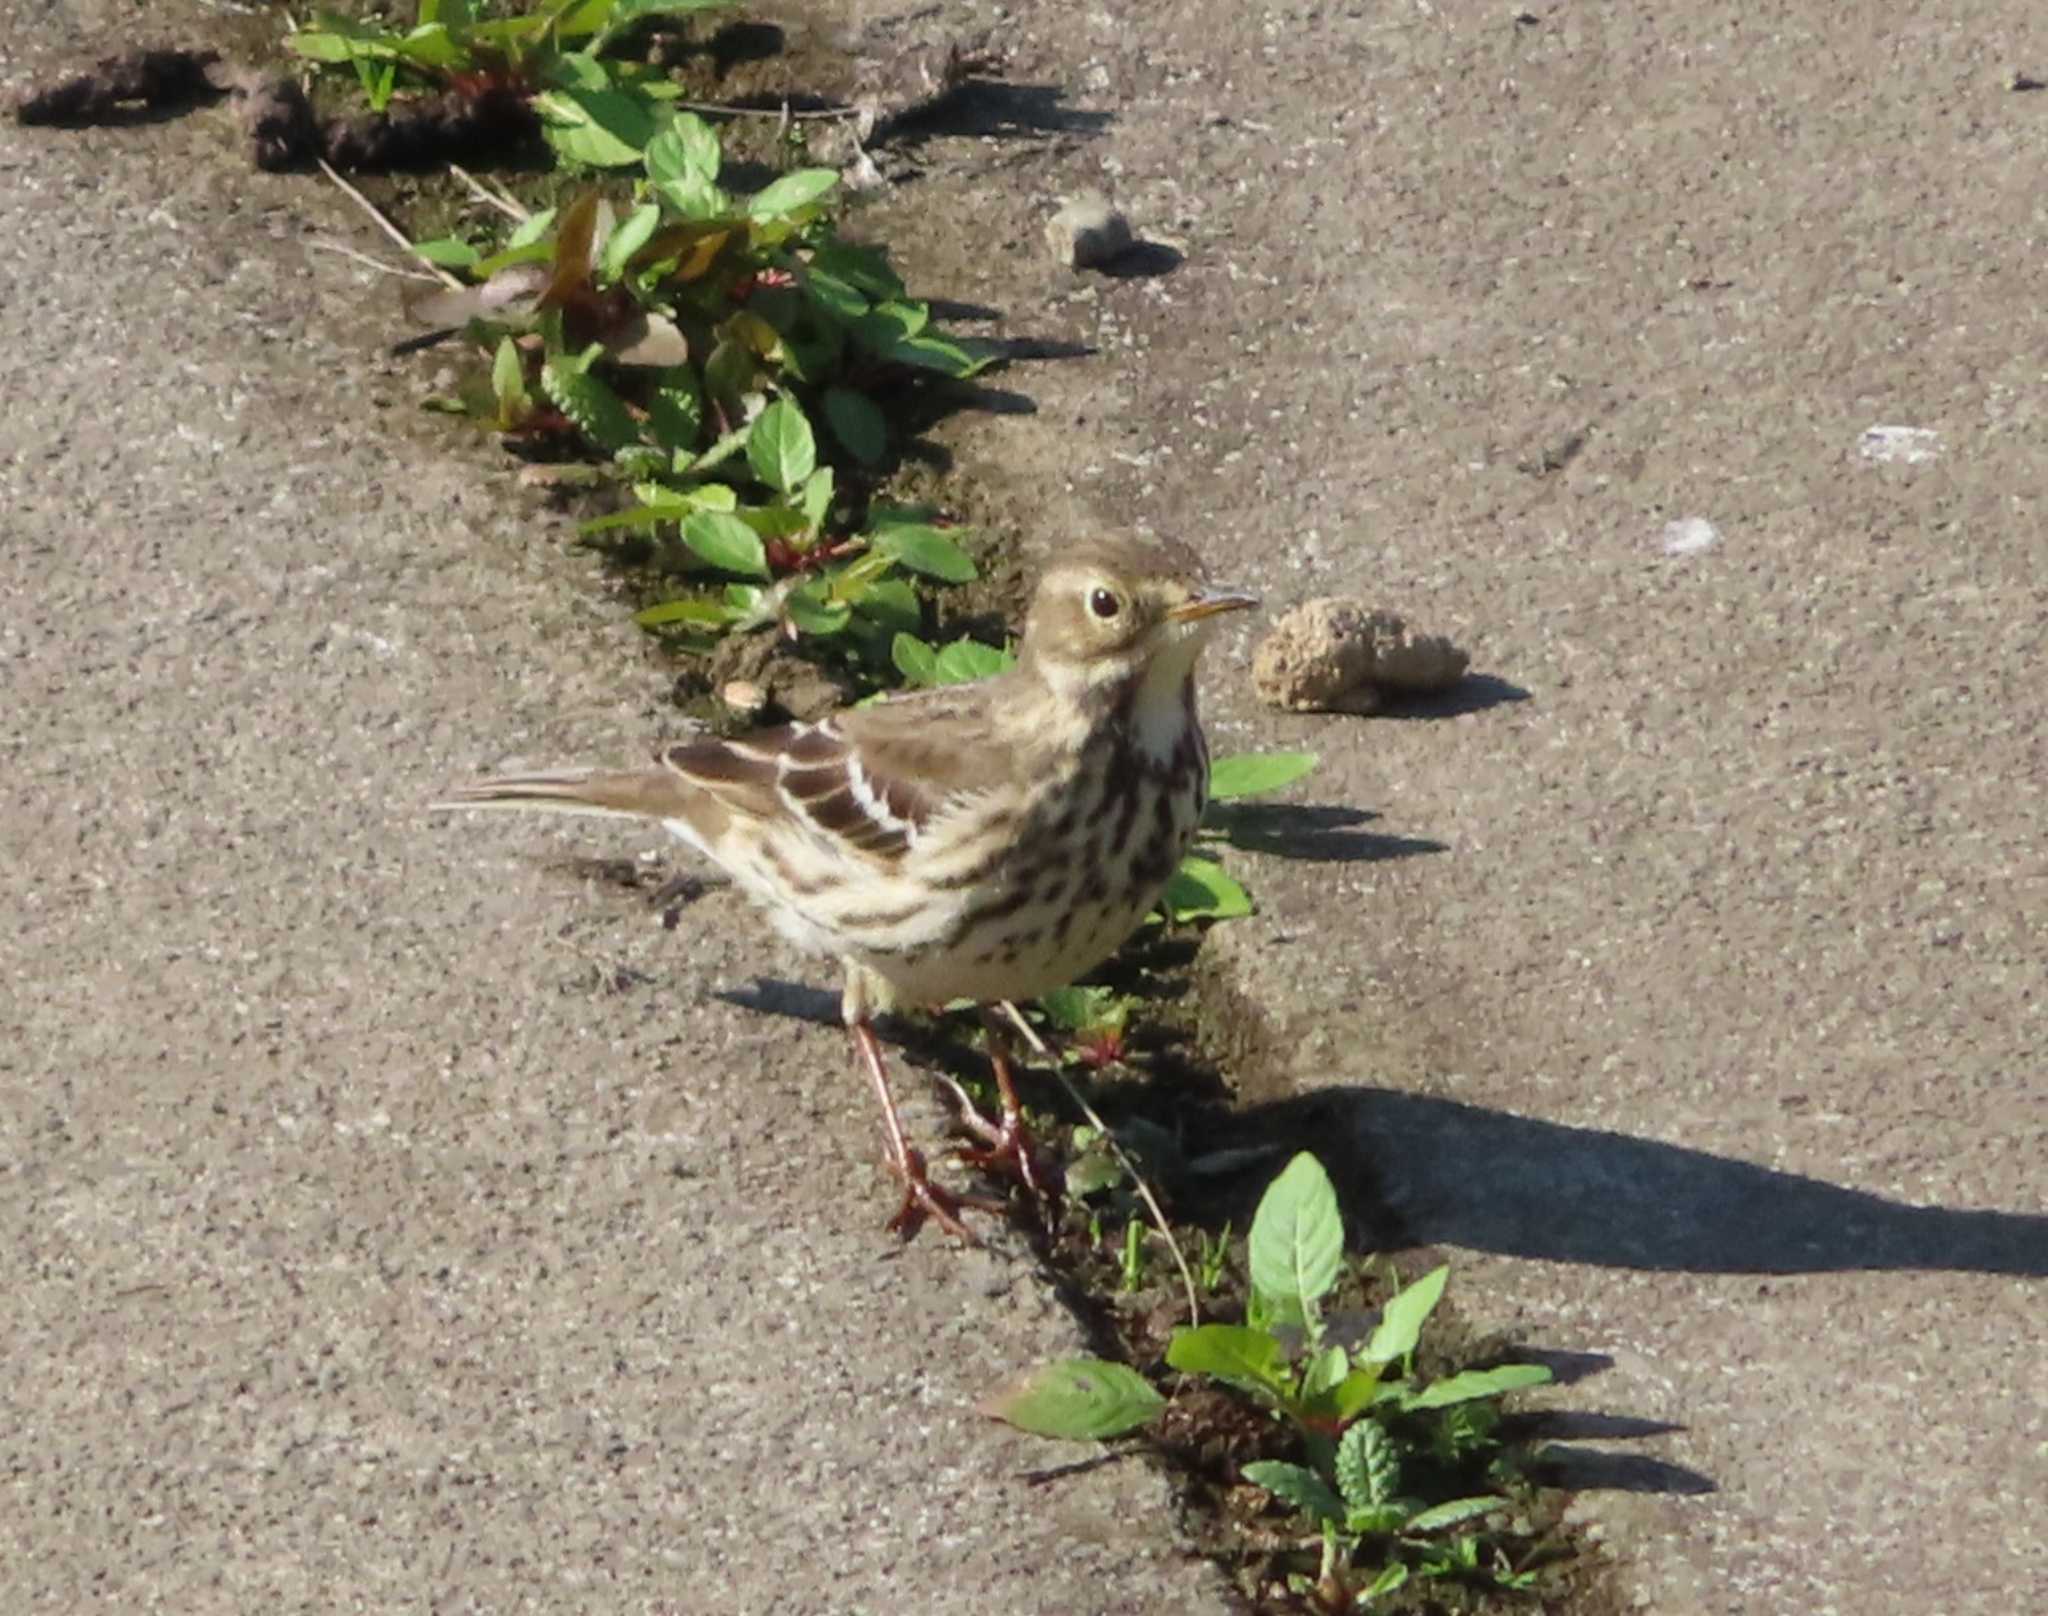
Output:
[{"left": 0, "top": 5, "right": 1231, "bottom": 1611}]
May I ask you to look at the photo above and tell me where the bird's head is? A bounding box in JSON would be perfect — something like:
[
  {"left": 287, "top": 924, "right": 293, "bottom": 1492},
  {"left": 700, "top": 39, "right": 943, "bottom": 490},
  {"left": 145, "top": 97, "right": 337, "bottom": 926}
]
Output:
[{"left": 1020, "top": 535, "right": 1259, "bottom": 716}]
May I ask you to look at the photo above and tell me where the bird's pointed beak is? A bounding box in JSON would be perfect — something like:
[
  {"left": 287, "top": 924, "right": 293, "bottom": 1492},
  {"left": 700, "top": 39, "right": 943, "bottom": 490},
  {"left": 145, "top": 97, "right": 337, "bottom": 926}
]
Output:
[{"left": 1167, "top": 587, "right": 1261, "bottom": 623}]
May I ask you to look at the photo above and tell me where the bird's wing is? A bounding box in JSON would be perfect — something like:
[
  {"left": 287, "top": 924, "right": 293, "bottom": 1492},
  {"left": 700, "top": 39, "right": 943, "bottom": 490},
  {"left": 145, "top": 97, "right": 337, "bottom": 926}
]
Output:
[{"left": 662, "top": 680, "right": 1013, "bottom": 866}]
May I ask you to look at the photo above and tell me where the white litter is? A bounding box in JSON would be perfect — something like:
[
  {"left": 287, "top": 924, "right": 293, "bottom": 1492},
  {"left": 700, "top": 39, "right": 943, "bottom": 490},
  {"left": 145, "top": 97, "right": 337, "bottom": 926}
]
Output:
[
  {"left": 1858, "top": 425, "right": 1942, "bottom": 465},
  {"left": 1660, "top": 517, "right": 1721, "bottom": 556}
]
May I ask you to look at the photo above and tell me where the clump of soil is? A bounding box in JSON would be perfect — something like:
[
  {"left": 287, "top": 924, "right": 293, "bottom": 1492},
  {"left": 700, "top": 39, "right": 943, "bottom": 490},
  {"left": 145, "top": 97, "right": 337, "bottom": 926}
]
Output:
[
  {"left": 12, "top": 39, "right": 545, "bottom": 173},
  {"left": 239, "top": 77, "right": 542, "bottom": 173},
  {"left": 1253, "top": 598, "right": 1471, "bottom": 715},
  {"left": 13, "top": 47, "right": 222, "bottom": 124}
]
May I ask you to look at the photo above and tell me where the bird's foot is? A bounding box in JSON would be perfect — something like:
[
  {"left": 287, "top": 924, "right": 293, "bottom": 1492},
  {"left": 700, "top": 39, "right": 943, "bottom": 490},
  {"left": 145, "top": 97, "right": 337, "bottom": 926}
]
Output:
[
  {"left": 939, "top": 1076, "right": 1058, "bottom": 1219},
  {"left": 884, "top": 1143, "right": 1005, "bottom": 1243}
]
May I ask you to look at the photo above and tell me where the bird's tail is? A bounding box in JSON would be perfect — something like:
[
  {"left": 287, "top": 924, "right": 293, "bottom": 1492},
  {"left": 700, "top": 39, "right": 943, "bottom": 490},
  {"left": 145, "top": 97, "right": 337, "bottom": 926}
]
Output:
[{"left": 430, "top": 767, "right": 695, "bottom": 823}]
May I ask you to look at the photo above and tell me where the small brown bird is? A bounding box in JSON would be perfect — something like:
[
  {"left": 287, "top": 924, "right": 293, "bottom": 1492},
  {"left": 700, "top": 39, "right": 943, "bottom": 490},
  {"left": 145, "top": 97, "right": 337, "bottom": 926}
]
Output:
[{"left": 436, "top": 535, "right": 1256, "bottom": 1237}]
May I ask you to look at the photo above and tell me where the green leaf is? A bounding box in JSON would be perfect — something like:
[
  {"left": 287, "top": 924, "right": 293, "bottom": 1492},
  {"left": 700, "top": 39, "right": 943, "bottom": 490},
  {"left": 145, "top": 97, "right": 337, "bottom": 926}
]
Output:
[
  {"left": 284, "top": 30, "right": 358, "bottom": 65},
  {"left": 1241, "top": 1462, "right": 1346, "bottom": 1528},
  {"left": 886, "top": 331, "right": 999, "bottom": 377},
  {"left": 870, "top": 523, "right": 977, "bottom": 583},
  {"left": 890, "top": 633, "right": 939, "bottom": 686},
  {"left": 490, "top": 336, "right": 530, "bottom": 425},
  {"left": 1299, "top": 1344, "right": 1350, "bottom": 1403},
  {"left": 394, "top": 22, "right": 462, "bottom": 69},
  {"left": 1164, "top": 1324, "right": 1293, "bottom": 1403},
  {"left": 1207, "top": 752, "right": 1319, "bottom": 801},
  {"left": 853, "top": 300, "right": 928, "bottom": 348},
  {"left": 802, "top": 267, "right": 871, "bottom": 322},
  {"left": 1400, "top": 1363, "right": 1553, "bottom": 1411},
  {"left": 980, "top": 1358, "right": 1165, "bottom": 1441},
  {"left": 747, "top": 169, "right": 839, "bottom": 218},
  {"left": 1328, "top": 1366, "right": 1387, "bottom": 1423},
  {"left": 496, "top": 208, "right": 558, "bottom": 253},
  {"left": 1363, "top": 1265, "right": 1450, "bottom": 1370},
  {"left": 655, "top": 176, "right": 727, "bottom": 222},
  {"left": 811, "top": 238, "right": 905, "bottom": 300},
  {"left": 601, "top": 202, "right": 662, "bottom": 281},
  {"left": 1159, "top": 855, "right": 1253, "bottom": 922},
  {"left": 644, "top": 112, "right": 721, "bottom": 188},
  {"left": 822, "top": 386, "right": 888, "bottom": 465},
  {"left": 539, "top": 358, "right": 640, "bottom": 453},
  {"left": 854, "top": 577, "right": 922, "bottom": 633},
  {"left": 1065, "top": 1145, "right": 1126, "bottom": 1199},
  {"left": 546, "top": 46, "right": 614, "bottom": 91},
  {"left": 287, "top": 14, "right": 413, "bottom": 65},
  {"left": 636, "top": 596, "right": 737, "bottom": 629},
  {"left": 1402, "top": 1496, "right": 1507, "bottom": 1535},
  {"left": 1247, "top": 1152, "right": 1344, "bottom": 1331},
  {"left": 680, "top": 510, "right": 769, "bottom": 579},
  {"left": 608, "top": 480, "right": 732, "bottom": 519},
  {"left": 784, "top": 581, "right": 852, "bottom": 635},
  {"left": 1039, "top": 985, "right": 1125, "bottom": 1033},
  {"left": 1348, "top": 1502, "right": 1414, "bottom": 1535},
  {"left": 933, "top": 639, "right": 1012, "bottom": 684},
  {"left": 581, "top": 502, "right": 696, "bottom": 536},
  {"left": 412, "top": 236, "right": 482, "bottom": 269},
  {"left": 732, "top": 506, "right": 810, "bottom": 540},
  {"left": 535, "top": 82, "right": 663, "bottom": 167},
  {"left": 746, "top": 399, "right": 817, "bottom": 494},
  {"left": 1362, "top": 1564, "right": 1410, "bottom": 1600},
  {"left": 797, "top": 466, "right": 834, "bottom": 532},
  {"left": 645, "top": 371, "right": 703, "bottom": 451},
  {"left": 1335, "top": 1419, "right": 1400, "bottom": 1513}
]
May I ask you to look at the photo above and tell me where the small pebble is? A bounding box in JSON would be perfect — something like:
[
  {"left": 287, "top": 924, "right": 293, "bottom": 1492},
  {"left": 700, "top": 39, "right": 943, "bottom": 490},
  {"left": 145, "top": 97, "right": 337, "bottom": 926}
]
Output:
[
  {"left": 1046, "top": 191, "right": 1133, "bottom": 269},
  {"left": 721, "top": 680, "right": 767, "bottom": 720}
]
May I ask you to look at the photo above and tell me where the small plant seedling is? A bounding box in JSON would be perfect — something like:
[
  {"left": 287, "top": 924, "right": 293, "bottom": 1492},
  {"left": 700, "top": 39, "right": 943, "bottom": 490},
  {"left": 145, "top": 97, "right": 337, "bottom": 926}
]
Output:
[
  {"left": 891, "top": 630, "right": 1017, "bottom": 689},
  {"left": 1037, "top": 983, "right": 1135, "bottom": 1071},
  {"left": 1120, "top": 1218, "right": 1148, "bottom": 1292},
  {"left": 982, "top": 1153, "right": 1555, "bottom": 1612},
  {"left": 307, "top": 17, "right": 1000, "bottom": 695},
  {"left": 1197, "top": 1221, "right": 1232, "bottom": 1294},
  {"left": 289, "top": 2, "right": 737, "bottom": 168}
]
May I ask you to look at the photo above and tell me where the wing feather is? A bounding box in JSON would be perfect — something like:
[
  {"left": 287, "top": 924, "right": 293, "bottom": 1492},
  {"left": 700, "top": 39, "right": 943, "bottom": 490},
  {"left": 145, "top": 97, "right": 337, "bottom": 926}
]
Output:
[{"left": 652, "top": 677, "right": 1020, "bottom": 869}]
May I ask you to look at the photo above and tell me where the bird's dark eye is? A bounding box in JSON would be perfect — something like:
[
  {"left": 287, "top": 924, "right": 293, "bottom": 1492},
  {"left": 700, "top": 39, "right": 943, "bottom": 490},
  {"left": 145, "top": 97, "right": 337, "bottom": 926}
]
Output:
[{"left": 1088, "top": 587, "right": 1121, "bottom": 620}]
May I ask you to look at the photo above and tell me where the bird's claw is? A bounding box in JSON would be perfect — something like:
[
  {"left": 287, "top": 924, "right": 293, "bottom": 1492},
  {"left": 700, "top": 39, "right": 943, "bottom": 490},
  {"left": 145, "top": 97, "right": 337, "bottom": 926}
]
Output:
[
  {"left": 884, "top": 1144, "right": 1004, "bottom": 1243},
  {"left": 939, "top": 1076, "right": 1058, "bottom": 1220}
]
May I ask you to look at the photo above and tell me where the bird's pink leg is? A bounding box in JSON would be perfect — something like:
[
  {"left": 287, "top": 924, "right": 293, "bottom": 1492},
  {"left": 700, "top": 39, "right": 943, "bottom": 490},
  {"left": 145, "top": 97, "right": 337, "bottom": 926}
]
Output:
[
  {"left": 948, "top": 1006, "right": 1056, "bottom": 1214},
  {"left": 849, "top": 1017, "right": 1001, "bottom": 1242}
]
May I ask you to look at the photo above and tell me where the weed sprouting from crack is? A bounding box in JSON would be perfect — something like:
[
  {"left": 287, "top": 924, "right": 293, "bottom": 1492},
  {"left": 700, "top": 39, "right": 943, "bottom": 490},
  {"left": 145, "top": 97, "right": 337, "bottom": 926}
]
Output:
[{"left": 988, "top": 1153, "right": 1579, "bottom": 1614}]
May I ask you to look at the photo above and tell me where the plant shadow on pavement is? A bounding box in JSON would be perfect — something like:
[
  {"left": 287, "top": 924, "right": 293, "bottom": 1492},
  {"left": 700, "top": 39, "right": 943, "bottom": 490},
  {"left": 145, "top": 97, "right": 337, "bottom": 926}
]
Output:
[
  {"left": 882, "top": 80, "right": 1115, "bottom": 147},
  {"left": 1202, "top": 803, "right": 1449, "bottom": 864},
  {"left": 1371, "top": 675, "right": 1533, "bottom": 721}
]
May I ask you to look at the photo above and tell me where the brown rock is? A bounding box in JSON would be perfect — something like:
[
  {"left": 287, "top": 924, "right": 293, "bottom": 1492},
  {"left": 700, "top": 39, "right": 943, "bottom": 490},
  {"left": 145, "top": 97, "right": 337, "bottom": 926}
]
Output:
[{"left": 1251, "top": 597, "right": 1469, "bottom": 714}]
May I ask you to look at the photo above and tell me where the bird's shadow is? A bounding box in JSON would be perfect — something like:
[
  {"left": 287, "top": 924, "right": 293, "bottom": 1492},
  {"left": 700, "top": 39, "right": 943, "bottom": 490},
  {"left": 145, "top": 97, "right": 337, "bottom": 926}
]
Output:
[
  {"left": 718, "top": 977, "right": 841, "bottom": 1028},
  {"left": 1199, "top": 803, "right": 1446, "bottom": 864},
  {"left": 1174, "top": 1086, "right": 2048, "bottom": 1278}
]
